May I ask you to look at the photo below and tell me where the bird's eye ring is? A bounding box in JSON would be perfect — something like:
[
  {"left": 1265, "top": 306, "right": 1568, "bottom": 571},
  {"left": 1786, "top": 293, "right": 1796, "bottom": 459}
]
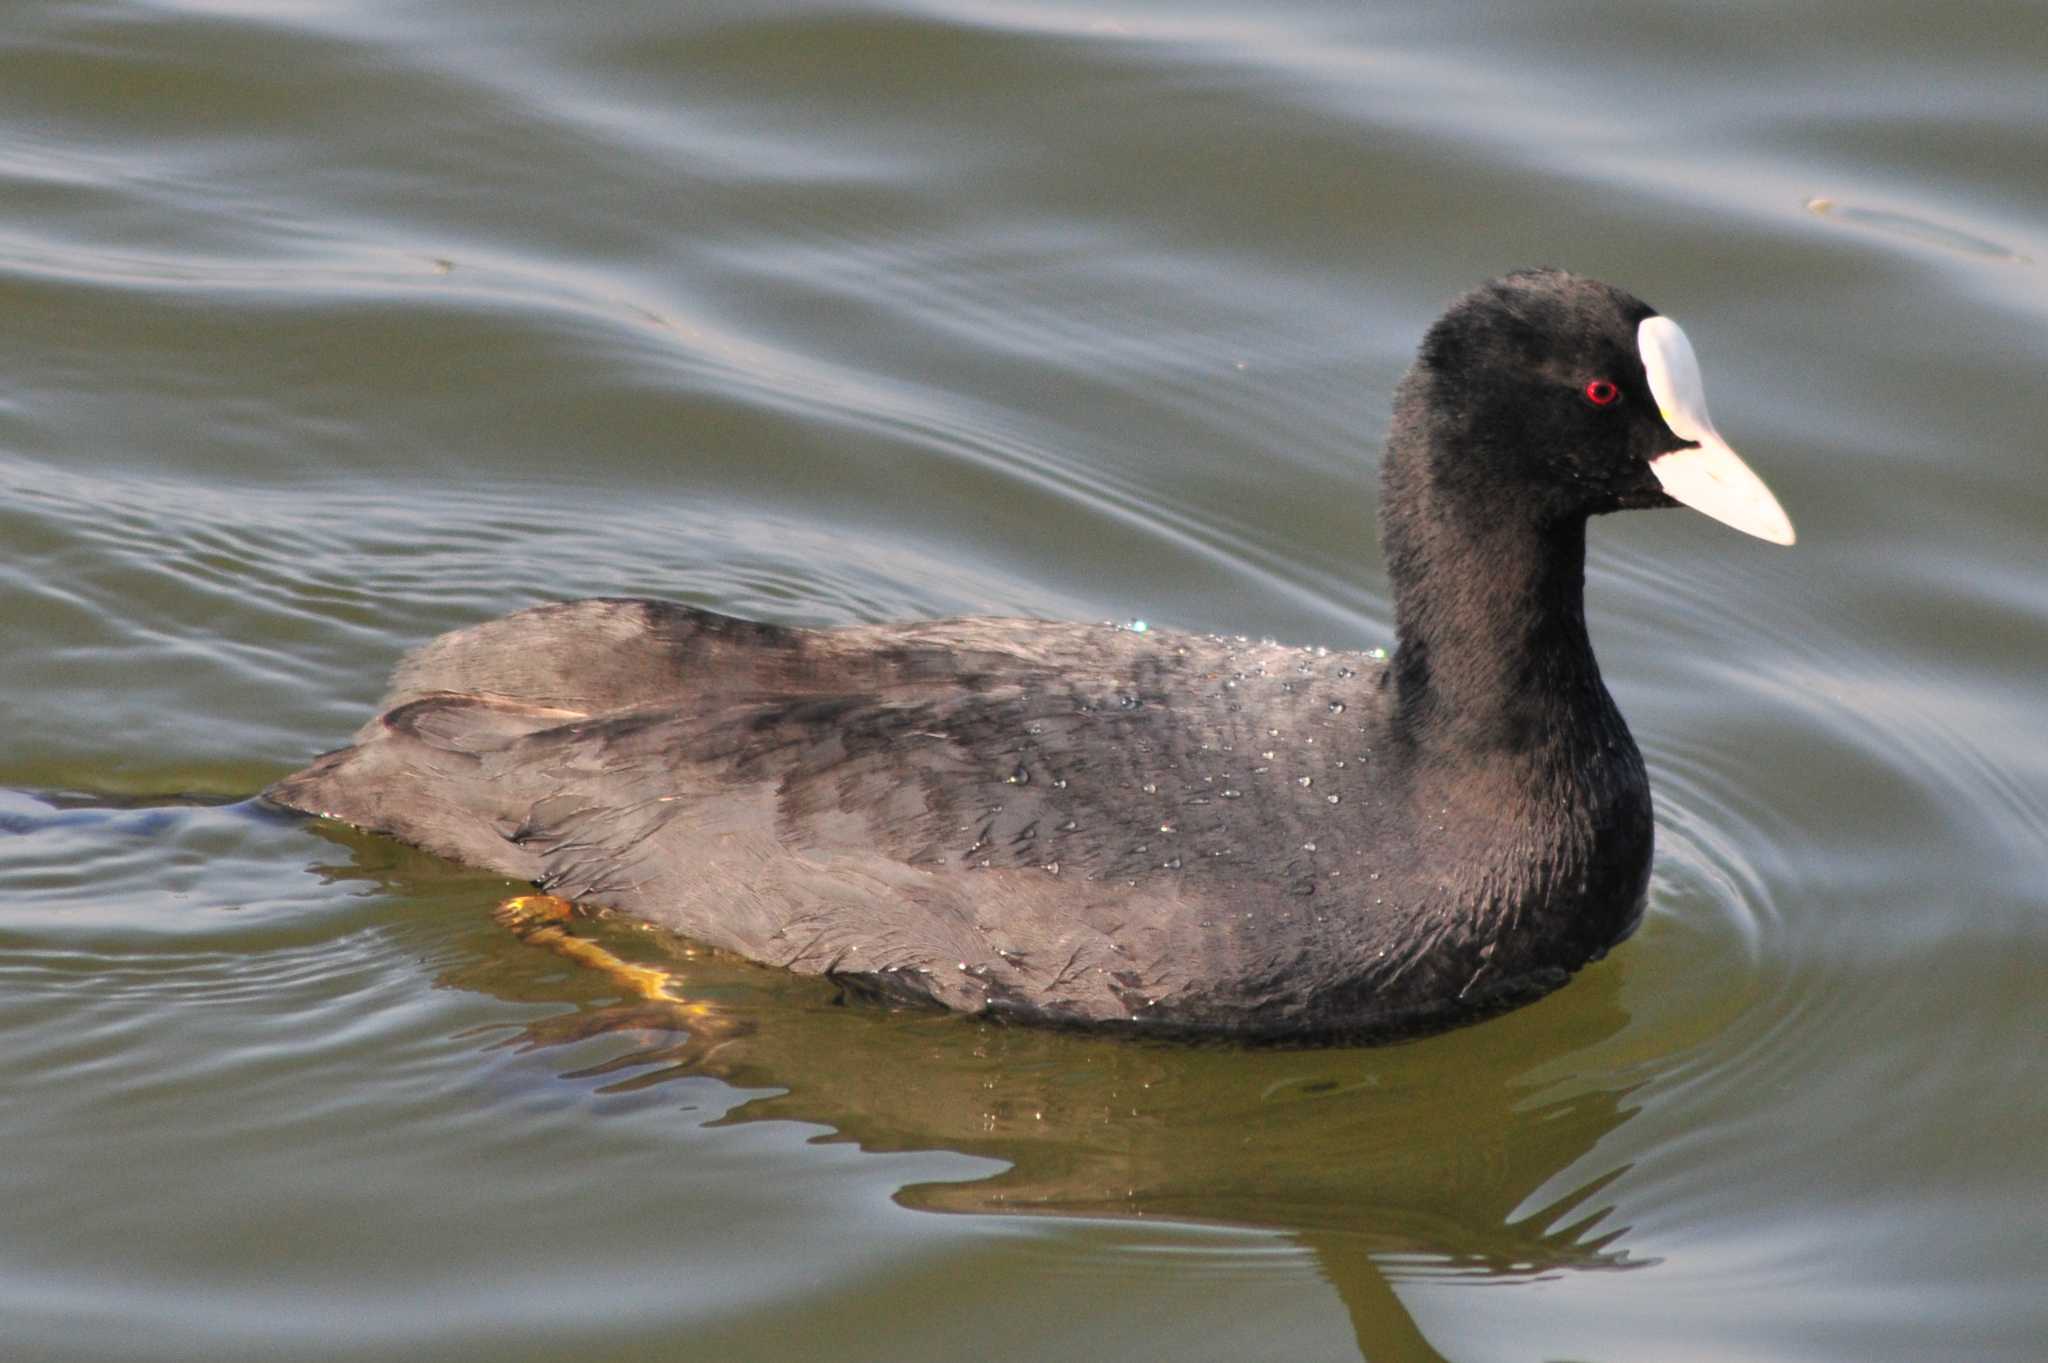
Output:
[{"left": 1583, "top": 379, "right": 1620, "bottom": 407}]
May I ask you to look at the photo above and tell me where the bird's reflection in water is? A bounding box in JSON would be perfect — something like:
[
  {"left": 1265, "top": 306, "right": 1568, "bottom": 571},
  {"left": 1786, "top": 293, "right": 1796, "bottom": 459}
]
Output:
[{"left": 402, "top": 864, "right": 1652, "bottom": 1363}]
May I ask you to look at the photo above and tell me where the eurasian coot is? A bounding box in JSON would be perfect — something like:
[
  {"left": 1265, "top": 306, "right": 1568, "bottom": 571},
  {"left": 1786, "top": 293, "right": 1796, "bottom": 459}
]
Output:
[{"left": 268, "top": 269, "right": 1793, "bottom": 1041}]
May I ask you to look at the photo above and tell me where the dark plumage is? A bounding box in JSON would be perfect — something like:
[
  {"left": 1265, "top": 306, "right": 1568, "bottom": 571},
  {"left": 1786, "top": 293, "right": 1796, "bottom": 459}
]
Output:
[{"left": 267, "top": 269, "right": 1792, "bottom": 1042}]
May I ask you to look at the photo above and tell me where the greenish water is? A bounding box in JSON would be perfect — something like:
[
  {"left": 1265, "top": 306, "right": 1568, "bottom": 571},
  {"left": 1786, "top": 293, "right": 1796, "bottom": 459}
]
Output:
[{"left": 2, "top": 2, "right": 2043, "bottom": 1360}]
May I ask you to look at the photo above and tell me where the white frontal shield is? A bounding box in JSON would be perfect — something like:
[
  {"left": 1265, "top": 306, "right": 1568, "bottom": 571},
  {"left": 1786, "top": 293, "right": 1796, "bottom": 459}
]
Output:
[{"left": 1637, "top": 316, "right": 1796, "bottom": 545}]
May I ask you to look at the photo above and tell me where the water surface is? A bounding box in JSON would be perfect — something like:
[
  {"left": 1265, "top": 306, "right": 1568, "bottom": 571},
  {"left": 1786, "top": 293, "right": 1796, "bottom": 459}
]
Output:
[{"left": 3, "top": 2, "right": 2043, "bottom": 1360}]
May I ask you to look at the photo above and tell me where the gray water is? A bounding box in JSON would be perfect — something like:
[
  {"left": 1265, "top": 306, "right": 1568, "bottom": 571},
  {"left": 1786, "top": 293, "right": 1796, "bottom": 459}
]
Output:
[{"left": 2, "top": 3, "right": 2043, "bottom": 1360}]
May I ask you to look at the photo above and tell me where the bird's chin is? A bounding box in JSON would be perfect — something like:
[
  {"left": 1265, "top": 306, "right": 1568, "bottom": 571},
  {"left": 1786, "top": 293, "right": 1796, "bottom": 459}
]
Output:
[
  {"left": 1617, "top": 487, "right": 1682, "bottom": 512},
  {"left": 1596, "top": 487, "right": 1681, "bottom": 516}
]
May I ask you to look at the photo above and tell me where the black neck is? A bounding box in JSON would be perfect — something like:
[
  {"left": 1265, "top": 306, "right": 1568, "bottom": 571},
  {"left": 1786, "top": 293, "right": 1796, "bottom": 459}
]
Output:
[{"left": 1379, "top": 412, "right": 1616, "bottom": 760}]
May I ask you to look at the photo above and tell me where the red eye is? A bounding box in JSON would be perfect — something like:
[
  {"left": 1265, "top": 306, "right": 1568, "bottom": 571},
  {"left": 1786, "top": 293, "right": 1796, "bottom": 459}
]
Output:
[{"left": 1583, "top": 379, "right": 1620, "bottom": 407}]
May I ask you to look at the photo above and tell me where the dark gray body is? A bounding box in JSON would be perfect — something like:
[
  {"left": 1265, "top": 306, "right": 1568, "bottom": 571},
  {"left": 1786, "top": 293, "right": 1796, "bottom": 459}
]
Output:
[{"left": 268, "top": 595, "right": 1650, "bottom": 1041}]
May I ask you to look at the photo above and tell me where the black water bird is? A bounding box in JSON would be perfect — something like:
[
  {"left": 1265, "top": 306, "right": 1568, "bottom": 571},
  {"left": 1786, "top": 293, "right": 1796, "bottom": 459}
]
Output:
[{"left": 268, "top": 269, "right": 1794, "bottom": 1041}]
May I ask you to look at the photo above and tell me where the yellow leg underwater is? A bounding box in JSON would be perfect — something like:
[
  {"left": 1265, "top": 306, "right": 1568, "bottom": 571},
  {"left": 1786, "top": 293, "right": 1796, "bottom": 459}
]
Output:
[
  {"left": 493, "top": 894, "right": 711, "bottom": 1010},
  {"left": 491, "top": 895, "right": 742, "bottom": 1087}
]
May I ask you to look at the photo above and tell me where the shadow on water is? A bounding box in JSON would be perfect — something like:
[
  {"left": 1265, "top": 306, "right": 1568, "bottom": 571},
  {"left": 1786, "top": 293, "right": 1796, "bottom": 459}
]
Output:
[{"left": 284, "top": 814, "right": 1652, "bottom": 1363}]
